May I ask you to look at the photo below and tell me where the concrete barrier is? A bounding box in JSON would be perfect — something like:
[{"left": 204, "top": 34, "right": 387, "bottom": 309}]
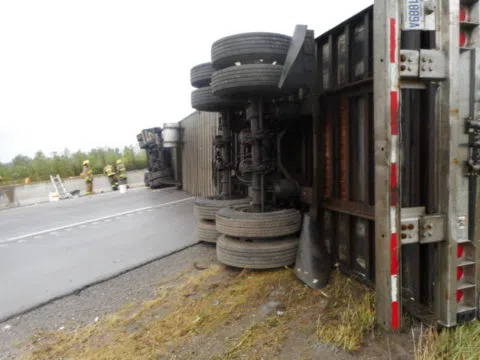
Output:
[{"left": 0, "top": 170, "right": 146, "bottom": 209}]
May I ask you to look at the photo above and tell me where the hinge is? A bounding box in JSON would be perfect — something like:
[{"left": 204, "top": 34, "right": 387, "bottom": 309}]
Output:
[
  {"left": 400, "top": 49, "right": 447, "bottom": 80},
  {"left": 400, "top": 207, "right": 445, "bottom": 245}
]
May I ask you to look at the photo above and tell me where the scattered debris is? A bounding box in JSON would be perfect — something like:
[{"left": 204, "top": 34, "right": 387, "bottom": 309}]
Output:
[
  {"left": 2, "top": 324, "right": 12, "bottom": 332},
  {"left": 259, "top": 300, "right": 282, "bottom": 317},
  {"left": 193, "top": 262, "right": 207, "bottom": 270}
]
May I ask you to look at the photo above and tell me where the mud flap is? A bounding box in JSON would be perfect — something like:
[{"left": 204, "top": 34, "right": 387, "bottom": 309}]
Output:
[{"left": 294, "top": 213, "right": 332, "bottom": 289}]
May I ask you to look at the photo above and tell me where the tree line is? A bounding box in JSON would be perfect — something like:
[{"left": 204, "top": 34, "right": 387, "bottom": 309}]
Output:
[{"left": 0, "top": 146, "right": 148, "bottom": 183}]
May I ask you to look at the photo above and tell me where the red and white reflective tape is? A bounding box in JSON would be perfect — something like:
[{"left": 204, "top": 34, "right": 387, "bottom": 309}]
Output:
[{"left": 389, "top": 17, "right": 400, "bottom": 330}]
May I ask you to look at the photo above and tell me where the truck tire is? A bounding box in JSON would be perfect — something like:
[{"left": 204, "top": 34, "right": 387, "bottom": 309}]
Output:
[
  {"left": 216, "top": 234, "right": 299, "bottom": 269},
  {"left": 211, "top": 32, "right": 291, "bottom": 70},
  {"left": 194, "top": 196, "right": 250, "bottom": 221},
  {"left": 190, "top": 62, "right": 214, "bottom": 88},
  {"left": 150, "top": 180, "right": 166, "bottom": 189},
  {"left": 150, "top": 168, "right": 173, "bottom": 179},
  {"left": 191, "top": 87, "right": 246, "bottom": 112},
  {"left": 211, "top": 64, "right": 293, "bottom": 99},
  {"left": 216, "top": 205, "right": 301, "bottom": 238},
  {"left": 149, "top": 169, "right": 174, "bottom": 189},
  {"left": 197, "top": 220, "right": 221, "bottom": 243}
]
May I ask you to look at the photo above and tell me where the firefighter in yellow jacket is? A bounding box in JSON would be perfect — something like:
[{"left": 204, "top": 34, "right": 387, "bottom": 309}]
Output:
[
  {"left": 81, "top": 160, "right": 94, "bottom": 195},
  {"left": 116, "top": 159, "right": 127, "bottom": 185},
  {"left": 104, "top": 164, "right": 119, "bottom": 191}
]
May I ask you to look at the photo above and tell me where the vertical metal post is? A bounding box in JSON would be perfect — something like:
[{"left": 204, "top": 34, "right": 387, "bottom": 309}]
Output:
[
  {"left": 259, "top": 100, "right": 265, "bottom": 212},
  {"left": 220, "top": 111, "right": 232, "bottom": 197},
  {"left": 436, "top": 0, "right": 478, "bottom": 326},
  {"left": 249, "top": 101, "right": 261, "bottom": 211},
  {"left": 435, "top": 0, "right": 461, "bottom": 326},
  {"left": 373, "top": 0, "right": 401, "bottom": 330},
  {"left": 474, "top": 50, "right": 480, "bottom": 321}
]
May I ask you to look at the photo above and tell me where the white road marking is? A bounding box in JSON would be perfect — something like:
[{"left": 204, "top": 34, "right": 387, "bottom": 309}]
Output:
[
  {"left": 152, "top": 187, "right": 176, "bottom": 192},
  {"left": 1, "top": 197, "right": 194, "bottom": 244}
]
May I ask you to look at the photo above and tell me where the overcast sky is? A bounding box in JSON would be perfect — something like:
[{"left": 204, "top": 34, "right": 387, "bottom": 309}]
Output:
[{"left": 0, "top": 0, "right": 373, "bottom": 163}]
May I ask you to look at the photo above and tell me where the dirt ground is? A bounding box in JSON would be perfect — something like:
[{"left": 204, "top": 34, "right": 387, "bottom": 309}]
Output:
[{"left": 17, "top": 258, "right": 417, "bottom": 360}]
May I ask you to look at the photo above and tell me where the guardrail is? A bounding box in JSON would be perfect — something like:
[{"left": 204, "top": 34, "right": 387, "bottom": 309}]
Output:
[{"left": 0, "top": 170, "right": 146, "bottom": 209}]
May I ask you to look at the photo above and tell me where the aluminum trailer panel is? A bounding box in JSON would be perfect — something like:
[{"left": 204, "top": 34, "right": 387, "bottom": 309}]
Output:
[{"left": 313, "top": 0, "right": 480, "bottom": 329}]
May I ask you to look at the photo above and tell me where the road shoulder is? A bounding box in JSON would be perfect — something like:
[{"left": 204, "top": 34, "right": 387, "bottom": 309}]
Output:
[{"left": 0, "top": 243, "right": 217, "bottom": 360}]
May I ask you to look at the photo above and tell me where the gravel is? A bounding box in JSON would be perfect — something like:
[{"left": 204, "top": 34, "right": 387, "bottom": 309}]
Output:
[{"left": 0, "top": 243, "right": 217, "bottom": 360}]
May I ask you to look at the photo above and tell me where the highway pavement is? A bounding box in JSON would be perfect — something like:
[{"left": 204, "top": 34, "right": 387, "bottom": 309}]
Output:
[{"left": 0, "top": 187, "right": 196, "bottom": 322}]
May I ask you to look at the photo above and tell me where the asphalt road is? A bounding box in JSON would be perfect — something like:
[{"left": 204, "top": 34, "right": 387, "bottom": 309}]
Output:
[{"left": 0, "top": 187, "right": 196, "bottom": 322}]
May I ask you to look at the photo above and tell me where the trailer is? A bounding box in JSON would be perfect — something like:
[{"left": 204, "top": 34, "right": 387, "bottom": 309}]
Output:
[{"left": 187, "top": 0, "right": 480, "bottom": 330}]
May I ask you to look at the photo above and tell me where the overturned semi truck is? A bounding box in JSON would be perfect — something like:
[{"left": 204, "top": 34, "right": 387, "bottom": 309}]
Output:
[
  {"left": 137, "top": 126, "right": 181, "bottom": 189},
  {"left": 187, "top": 0, "right": 480, "bottom": 330}
]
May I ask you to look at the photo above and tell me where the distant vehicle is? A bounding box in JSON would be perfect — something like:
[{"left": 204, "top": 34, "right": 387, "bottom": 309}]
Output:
[{"left": 137, "top": 127, "right": 176, "bottom": 189}]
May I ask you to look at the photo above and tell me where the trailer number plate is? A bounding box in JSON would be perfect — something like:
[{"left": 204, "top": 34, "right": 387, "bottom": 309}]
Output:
[{"left": 403, "top": 0, "right": 425, "bottom": 30}]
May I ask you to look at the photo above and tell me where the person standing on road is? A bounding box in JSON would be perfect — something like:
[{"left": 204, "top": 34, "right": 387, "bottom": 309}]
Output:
[
  {"left": 104, "top": 164, "right": 119, "bottom": 191},
  {"left": 116, "top": 159, "right": 128, "bottom": 185},
  {"left": 81, "top": 160, "right": 94, "bottom": 195}
]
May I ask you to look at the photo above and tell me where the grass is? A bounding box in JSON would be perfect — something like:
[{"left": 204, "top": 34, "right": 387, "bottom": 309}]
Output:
[
  {"left": 414, "top": 322, "right": 480, "bottom": 360},
  {"left": 315, "top": 270, "right": 376, "bottom": 351},
  {"left": 22, "top": 266, "right": 376, "bottom": 360}
]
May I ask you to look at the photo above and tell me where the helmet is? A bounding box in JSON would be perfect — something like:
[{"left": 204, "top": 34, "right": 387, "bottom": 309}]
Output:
[
  {"left": 83, "top": 160, "right": 90, "bottom": 166},
  {"left": 116, "top": 159, "right": 123, "bottom": 164}
]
